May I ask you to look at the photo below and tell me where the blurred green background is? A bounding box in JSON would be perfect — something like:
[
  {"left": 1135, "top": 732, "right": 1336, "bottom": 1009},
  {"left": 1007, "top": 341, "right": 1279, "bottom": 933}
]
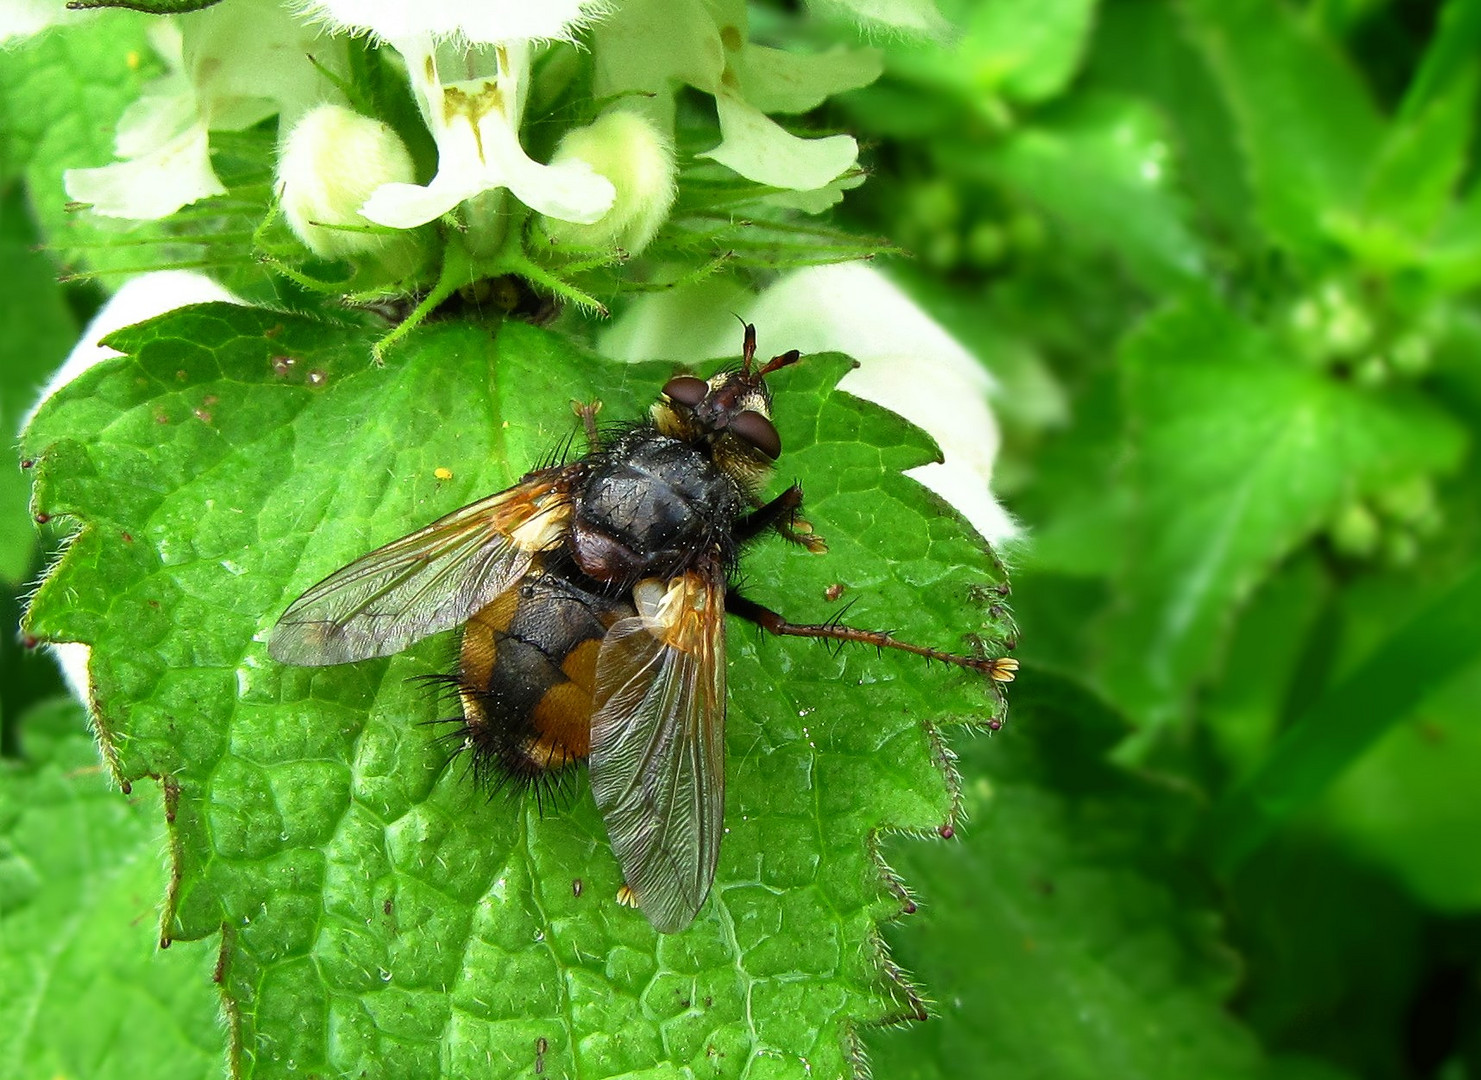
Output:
[{"left": 5, "top": 1, "right": 1481, "bottom": 1078}]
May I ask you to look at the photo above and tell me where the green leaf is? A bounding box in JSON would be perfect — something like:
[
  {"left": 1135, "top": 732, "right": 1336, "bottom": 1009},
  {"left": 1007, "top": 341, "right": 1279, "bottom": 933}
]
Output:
[
  {"left": 1096, "top": 296, "right": 1467, "bottom": 730},
  {"left": 1086, "top": 0, "right": 1255, "bottom": 248},
  {"left": 0, "top": 697, "right": 225, "bottom": 1080},
  {"left": 863, "top": 671, "right": 1310, "bottom": 1080},
  {"left": 1395, "top": 0, "right": 1481, "bottom": 121},
  {"left": 21, "top": 305, "right": 1012, "bottom": 1079},
  {"left": 69, "top": 0, "right": 223, "bottom": 11},
  {"left": 1200, "top": 552, "right": 1332, "bottom": 781},
  {"left": 885, "top": 0, "right": 1097, "bottom": 107},
  {"left": 0, "top": 16, "right": 161, "bottom": 268},
  {"left": 981, "top": 93, "right": 1206, "bottom": 290},
  {"left": 1183, "top": 0, "right": 1385, "bottom": 263},
  {"left": 0, "top": 17, "right": 272, "bottom": 294},
  {"left": 1329, "top": 63, "right": 1478, "bottom": 271},
  {"left": 1204, "top": 562, "right": 1481, "bottom": 875},
  {"left": 1229, "top": 833, "right": 1426, "bottom": 1079},
  {"left": 0, "top": 187, "right": 78, "bottom": 585},
  {"left": 953, "top": 0, "right": 1097, "bottom": 104},
  {"left": 1320, "top": 655, "right": 1481, "bottom": 912}
]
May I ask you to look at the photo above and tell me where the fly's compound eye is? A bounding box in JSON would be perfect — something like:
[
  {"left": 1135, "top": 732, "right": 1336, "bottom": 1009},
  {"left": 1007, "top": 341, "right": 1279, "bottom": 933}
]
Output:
[
  {"left": 662, "top": 376, "right": 708, "bottom": 408},
  {"left": 730, "top": 409, "right": 782, "bottom": 459}
]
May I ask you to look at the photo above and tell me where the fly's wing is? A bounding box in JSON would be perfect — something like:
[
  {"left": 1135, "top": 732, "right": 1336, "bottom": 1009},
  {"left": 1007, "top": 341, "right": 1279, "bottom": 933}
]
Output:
[
  {"left": 268, "top": 468, "right": 575, "bottom": 666},
  {"left": 589, "top": 565, "right": 727, "bottom": 933}
]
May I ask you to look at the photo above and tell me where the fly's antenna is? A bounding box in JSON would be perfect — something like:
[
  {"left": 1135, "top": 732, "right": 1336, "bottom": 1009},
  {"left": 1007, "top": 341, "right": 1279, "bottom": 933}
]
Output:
[
  {"left": 737, "top": 318, "right": 757, "bottom": 373},
  {"left": 759, "top": 348, "right": 801, "bottom": 376}
]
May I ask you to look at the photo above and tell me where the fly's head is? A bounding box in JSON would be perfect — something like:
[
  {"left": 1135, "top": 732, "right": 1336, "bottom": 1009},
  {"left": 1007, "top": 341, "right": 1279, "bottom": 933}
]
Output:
[{"left": 652, "top": 323, "right": 801, "bottom": 493}]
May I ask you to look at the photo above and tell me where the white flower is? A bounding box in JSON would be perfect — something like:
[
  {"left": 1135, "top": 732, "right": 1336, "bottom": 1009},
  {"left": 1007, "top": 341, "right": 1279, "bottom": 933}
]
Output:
[
  {"left": 593, "top": 0, "right": 881, "bottom": 196},
  {"left": 541, "top": 110, "right": 678, "bottom": 255},
  {"left": 64, "top": 1, "right": 344, "bottom": 220},
  {"left": 297, "top": 1, "right": 617, "bottom": 230},
  {"left": 277, "top": 104, "right": 417, "bottom": 259},
  {"left": 600, "top": 263, "right": 1017, "bottom": 546}
]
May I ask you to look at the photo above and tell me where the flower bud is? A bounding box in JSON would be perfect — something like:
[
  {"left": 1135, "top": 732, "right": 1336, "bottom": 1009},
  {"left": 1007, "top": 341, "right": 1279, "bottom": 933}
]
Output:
[
  {"left": 541, "top": 110, "right": 678, "bottom": 256},
  {"left": 277, "top": 104, "right": 417, "bottom": 260},
  {"left": 1328, "top": 500, "right": 1380, "bottom": 560}
]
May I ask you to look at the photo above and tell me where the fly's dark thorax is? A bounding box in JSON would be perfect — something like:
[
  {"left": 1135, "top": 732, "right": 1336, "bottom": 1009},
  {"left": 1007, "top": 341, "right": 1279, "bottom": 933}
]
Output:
[{"left": 568, "top": 431, "right": 743, "bottom": 584}]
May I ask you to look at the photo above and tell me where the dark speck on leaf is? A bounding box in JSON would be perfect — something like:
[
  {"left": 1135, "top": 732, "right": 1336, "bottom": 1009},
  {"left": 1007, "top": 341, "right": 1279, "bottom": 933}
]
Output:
[
  {"left": 572, "top": 878, "right": 583, "bottom": 898},
  {"left": 34, "top": 513, "right": 49, "bottom": 524},
  {"left": 939, "top": 824, "right": 955, "bottom": 840}
]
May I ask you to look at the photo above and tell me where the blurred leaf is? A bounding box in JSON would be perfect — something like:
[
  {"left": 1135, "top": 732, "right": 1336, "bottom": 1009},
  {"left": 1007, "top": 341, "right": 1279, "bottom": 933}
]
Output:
[
  {"left": 0, "top": 16, "right": 161, "bottom": 273},
  {"left": 1329, "top": 62, "right": 1478, "bottom": 270},
  {"left": 886, "top": 0, "right": 1097, "bottom": 106},
  {"left": 0, "top": 187, "right": 77, "bottom": 585},
  {"left": 0, "top": 698, "right": 225, "bottom": 1080},
  {"left": 1096, "top": 296, "right": 1467, "bottom": 730},
  {"left": 20, "top": 304, "right": 1013, "bottom": 1079},
  {"left": 863, "top": 671, "right": 1316, "bottom": 1080},
  {"left": 1321, "top": 658, "right": 1481, "bottom": 911},
  {"left": 1205, "top": 562, "right": 1481, "bottom": 874},
  {"left": 1229, "top": 832, "right": 1426, "bottom": 1080},
  {"left": 1201, "top": 552, "right": 1332, "bottom": 782},
  {"left": 1086, "top": 0, "right": 1255, "bottom": 247},
  {"left": 0, "top": 18, "right": 273, "bottom": 295},
  {"left": 1396, "top": 0, "right": 1481, "bottom": 119},
  {"left": 1184, "top": 0, "right": 1384, "bottom": 263},
  {"left": 979, "top": 93, "right": 1206, "bottom": 290}
]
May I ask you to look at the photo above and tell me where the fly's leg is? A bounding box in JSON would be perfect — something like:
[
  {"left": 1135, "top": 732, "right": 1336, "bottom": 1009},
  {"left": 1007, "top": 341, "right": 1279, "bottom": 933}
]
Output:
[
  {"left": 727, "top": 590, "right": 1018, "bottom": 680},
  {"left": 570, "top": 399, "right": 604, "bottom": 452},
  {"left": 736, "top": 484, "right": 827, "bottom": 553}
]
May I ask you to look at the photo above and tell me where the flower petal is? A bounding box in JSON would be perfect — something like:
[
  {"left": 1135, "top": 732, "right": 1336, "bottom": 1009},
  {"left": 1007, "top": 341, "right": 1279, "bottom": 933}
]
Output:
[
  {"left": 479, "top": 111, "right": 615, "bottom": 223},
  {"left": 360, "top": 176, "right": 477, "bottom": 230},
  {"left": 65, "top": 123, "right": 226, "bottom": 219},
  {"left": 700, "top": 92, "right": 858, "bottom": 191}
]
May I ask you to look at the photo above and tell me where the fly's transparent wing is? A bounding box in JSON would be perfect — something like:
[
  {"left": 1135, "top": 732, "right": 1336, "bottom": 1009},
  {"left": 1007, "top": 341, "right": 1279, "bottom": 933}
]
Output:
[
  {"left": 268, "top": 469, "right": 574, "bottom": 666},
  {"left": 589, "top": 567, "right": 727, "bottom": 933}
]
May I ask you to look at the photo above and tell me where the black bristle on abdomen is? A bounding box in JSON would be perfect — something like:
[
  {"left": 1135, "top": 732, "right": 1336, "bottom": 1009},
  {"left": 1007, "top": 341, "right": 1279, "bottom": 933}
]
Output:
[{"left": 412, "top": 671, "right": 580, "bottom": 810}]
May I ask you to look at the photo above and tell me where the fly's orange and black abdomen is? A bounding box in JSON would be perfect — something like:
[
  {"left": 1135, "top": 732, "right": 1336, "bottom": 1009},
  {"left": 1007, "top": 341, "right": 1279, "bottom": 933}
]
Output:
[
  {"left": 456, "top": 572, "right": 633, "bottom": 785},
  {"left": 568, "top": 431, "right": 744, "bottom": 585}
]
